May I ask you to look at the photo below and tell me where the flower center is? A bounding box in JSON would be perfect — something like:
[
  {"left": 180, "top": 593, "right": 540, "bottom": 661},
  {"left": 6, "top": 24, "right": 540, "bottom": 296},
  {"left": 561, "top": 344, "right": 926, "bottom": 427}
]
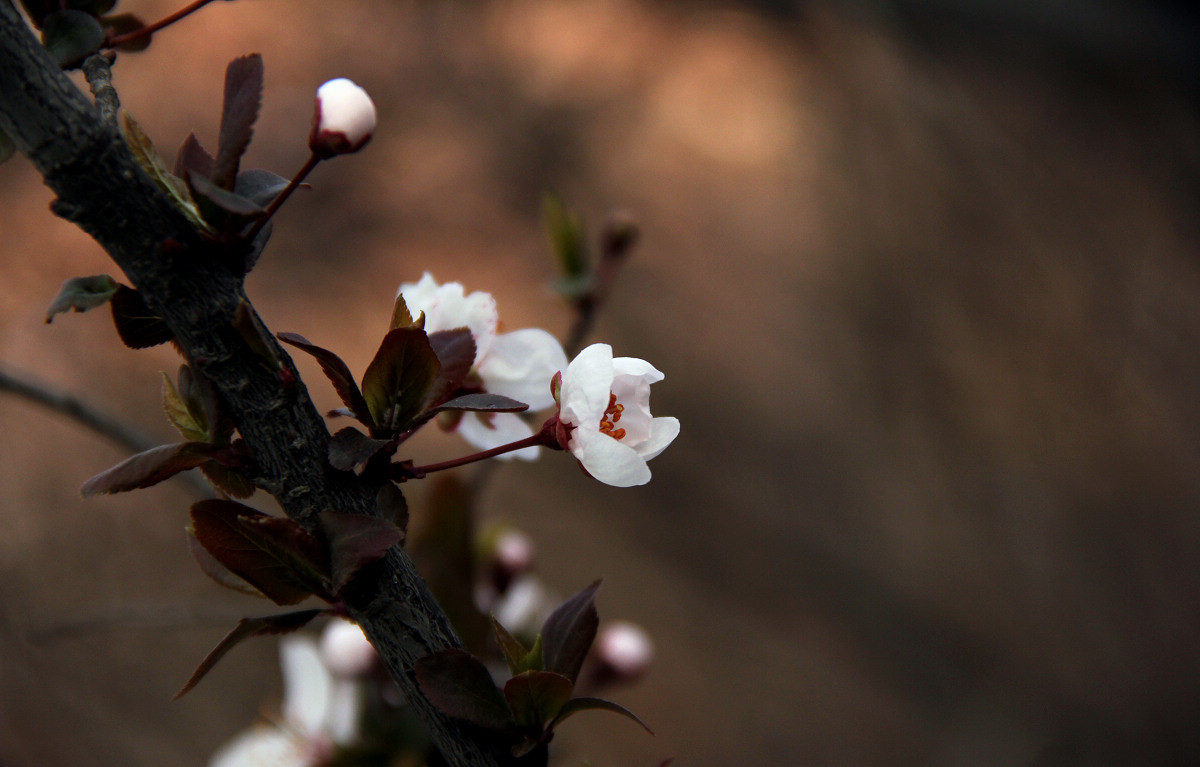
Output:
[{"left": 599, "top": 392, "right": 626, "bottom": 441}]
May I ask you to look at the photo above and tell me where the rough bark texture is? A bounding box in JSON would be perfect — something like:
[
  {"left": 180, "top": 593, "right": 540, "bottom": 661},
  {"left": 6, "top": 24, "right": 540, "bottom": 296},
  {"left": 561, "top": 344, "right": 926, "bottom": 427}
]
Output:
[{"left": 0, "top": 5, "right": 508, "bottom": 765}]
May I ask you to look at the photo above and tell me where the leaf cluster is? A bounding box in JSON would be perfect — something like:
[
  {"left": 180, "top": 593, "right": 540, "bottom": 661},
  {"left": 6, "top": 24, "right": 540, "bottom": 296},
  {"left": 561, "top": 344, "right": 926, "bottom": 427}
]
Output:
[
  {"left": 280, "top": 293, "right": 529, "bottom": 483},
  {"left": 415, "top": 581, "right": 652, "bottom": 757},
  {"left": 20, "top": 0, "right": 149, "bottom": 67}
]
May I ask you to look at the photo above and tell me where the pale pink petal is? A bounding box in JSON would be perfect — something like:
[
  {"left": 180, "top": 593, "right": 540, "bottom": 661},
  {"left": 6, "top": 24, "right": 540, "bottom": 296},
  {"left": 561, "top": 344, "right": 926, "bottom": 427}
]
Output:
[
  {"left": 572, "top": 428, "right": 652, "bottom": 487},
  {"left": 280, "top": 637, "right": 330, "bottom": 738},
  {"left": 208, "top": 727, "right": 305, "bottom": 767},
  {"left": 398, "top": 274, "right": 498, "bottom": 361},
  {"left": 477, "top": 328, "right": 567, "bottom": 410},
  {"left": 611, "top": 356, "right": 664, "bottom": 383},
  {"left": 560, "top": 343, "right": 614, "bottom": 428},
  {"left": 458, "top": 412, "right": 539, "bottom": 461},
  {"left": 635, "top": 416, "right": 679, "bottom": 461}
]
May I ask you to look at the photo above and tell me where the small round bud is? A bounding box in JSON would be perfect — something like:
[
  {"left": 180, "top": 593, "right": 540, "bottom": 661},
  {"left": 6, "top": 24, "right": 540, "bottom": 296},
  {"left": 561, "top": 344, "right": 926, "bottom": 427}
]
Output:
[
  {"left": 494, "top": 529, "right": 535, "bottom": 578},
  {"left": 593, "top": 621, "right": 654, "bottom": 683},
  {"left": 319, "top": 619, "right": 377, "bottom": 678},
  {"left": 309, "top": 78, "right": 376, "bottom": 158}
]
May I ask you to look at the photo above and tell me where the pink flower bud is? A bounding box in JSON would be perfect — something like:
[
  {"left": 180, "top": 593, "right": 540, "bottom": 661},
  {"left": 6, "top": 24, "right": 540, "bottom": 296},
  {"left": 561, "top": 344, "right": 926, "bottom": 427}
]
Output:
[
  {"left": 593, "top": 621, "right": 654, "bottom": 683},
  {"left": 309, "top": 78, "right": 376, "bottom": 158},
  {"left": 319, "top": 619, "right": 377, "bottom": 678}
]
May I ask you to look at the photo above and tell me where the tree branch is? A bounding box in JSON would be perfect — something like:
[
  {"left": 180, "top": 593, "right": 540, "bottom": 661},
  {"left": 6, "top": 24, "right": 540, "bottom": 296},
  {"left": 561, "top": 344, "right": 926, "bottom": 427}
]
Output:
[{"left": 0, "top": 6, "right": 508, "bottom": 765}]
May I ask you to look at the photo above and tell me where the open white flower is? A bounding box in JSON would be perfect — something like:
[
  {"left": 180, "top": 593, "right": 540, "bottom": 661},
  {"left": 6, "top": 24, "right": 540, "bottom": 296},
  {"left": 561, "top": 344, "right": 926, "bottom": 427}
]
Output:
[
  {"left": 398, "top": 273, "right": 567, "bottom": 461},
  {"left": 309, "top": 78, "right": 376, "bottom": 157},
  {"left": 209, "top": 632, "right": 363, "bottom": 767},
  {"left": 554, "top": 343, "right": 679, "bottom": 487}
]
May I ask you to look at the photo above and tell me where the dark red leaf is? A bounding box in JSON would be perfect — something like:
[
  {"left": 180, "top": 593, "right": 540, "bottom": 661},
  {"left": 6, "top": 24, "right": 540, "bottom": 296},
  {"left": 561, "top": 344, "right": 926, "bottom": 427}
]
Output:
[
  {"left": 189, "top": 500, "right": 327, "bottom": 606},
  {"left": 212, "top": 54, "right": 263, "bottom": 190},
  {"left": 547, "top": 696, "right": 653, "bottom": 736},
  {"left": 540, "top": 579, "right": 601, "bottom": 684},
  {"left": 415, "top": 649, "right": 514, "bottom": 731},
  {"left": 44, "top": 274, "right": 118, "bottom": 323},
  {"left": 327, "top": 427, "right": 394, "bottom": 472},
  {"left": 199, "top": 461, "right": 256, "bottom": 499},
  {"left": 503, "top": 671, "right": 573, "bottom": 729},
  {"left": 102, "top": 13, "right": 151, "bottom": 52},
  {"left": 41, "top": 10, "right": 104, "bottom": 68},
  {"left": 278, "top": 332, "right": 374, "bottom": 430},
  {"left": 80, "top": 442, "right": 214, "bottom": 497},
  {"left": 186, "top": 530, "right": 265, "bottom": 598},
  {"left": 433, "top": 393, "right": 529, "bottom": 414},
  {"left": 187, "top": 170, "right": 264, "bottom": 232},
  {"left": 110, "top": 285, "right": 173, "bottom": 348},
  {"left": 233, "top": 300, "right": 280, "bottom": 368},
  {"left": 376, "top": 481, "right": 409, "bottom": 532},
  {"left": 492, "top": 617, "right": 530, "bottom": 676},
  {"left": 173, "top": 610, "right": 324, "bottom": 699},
  {"left": 361, "top": 328, "right": 440, "bottom": 432},
  {"left": 318, "top": 511, "right": 404, "bottom": 591},
  {"left": 424, "top": 329, "right": 475, "bottom": 408}
]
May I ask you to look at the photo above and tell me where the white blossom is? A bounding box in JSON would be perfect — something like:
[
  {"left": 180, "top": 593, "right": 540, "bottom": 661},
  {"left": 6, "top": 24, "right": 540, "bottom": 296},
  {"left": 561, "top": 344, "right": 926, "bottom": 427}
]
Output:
[
  {"left": 594, "top": 621, "right": 654, "bottom": 680},
  {"left": 208, "top": 634, "right": 363, "bottom": 767},
  {"left": 398, "top": 273, "right": 567, "bottom": 460},
  {"left": 555, "top": 343, "right": 679, "bottom": 487},
  {"left": 309, "top": 78, "right": 376, "bottom": 157}
]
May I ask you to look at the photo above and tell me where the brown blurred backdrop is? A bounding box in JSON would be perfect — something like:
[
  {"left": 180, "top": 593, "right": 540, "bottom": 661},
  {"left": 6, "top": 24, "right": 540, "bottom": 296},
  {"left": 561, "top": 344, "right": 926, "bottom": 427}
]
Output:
[{"left": 3, "top": 0, "right": 1199, "bottom": 765}]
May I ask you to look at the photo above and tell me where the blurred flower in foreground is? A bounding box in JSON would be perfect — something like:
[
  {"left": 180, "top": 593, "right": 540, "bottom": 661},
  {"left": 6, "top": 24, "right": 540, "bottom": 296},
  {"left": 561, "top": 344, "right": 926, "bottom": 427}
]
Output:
[
  {"left": 589, "top": 620, "right": 654, "bottom": 687},
  {"left": 399, "top": 273, "right": 567, "bottom": 460},
  {"left": 209, "top": 620, "right": 369, "bottom": 767},
  {"left": 309, "top": 78, "right": 376, "bottom": 158},
  {"left": 552, "top": 343, "right": 679, "bottom": 487}
]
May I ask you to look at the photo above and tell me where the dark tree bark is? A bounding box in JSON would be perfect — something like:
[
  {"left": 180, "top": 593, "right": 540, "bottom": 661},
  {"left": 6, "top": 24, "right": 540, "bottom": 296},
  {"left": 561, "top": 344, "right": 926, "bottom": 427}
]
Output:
[{"left": 0, "top": 4, "right": 508, "bottom": 765}]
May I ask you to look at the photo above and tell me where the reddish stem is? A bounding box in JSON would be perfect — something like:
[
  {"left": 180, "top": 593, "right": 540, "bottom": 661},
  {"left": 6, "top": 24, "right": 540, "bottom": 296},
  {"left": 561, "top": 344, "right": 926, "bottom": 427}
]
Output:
[
  {"left": 244, "top": 152, "right": 321, "bottom": 243},
  {"left": 413, "top": 418, "right": 563, "bottom": 475},
  {"left": 106, "top": 0, "right": 220, "bottom": 47}
]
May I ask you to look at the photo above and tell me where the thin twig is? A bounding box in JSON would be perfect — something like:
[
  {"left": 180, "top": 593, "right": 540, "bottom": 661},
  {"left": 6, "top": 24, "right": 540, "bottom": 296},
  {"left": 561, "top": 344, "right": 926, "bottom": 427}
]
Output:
[
  {"left": 82, "top": 53, "right": 118, "bottom": 126},
  {"left": 0, "top": 363, "right": 213, "bottom": 498}
]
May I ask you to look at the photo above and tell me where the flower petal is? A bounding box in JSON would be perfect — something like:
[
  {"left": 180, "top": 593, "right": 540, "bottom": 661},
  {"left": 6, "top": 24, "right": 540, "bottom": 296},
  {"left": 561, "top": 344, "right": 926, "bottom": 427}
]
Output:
[
  {"left": 208, "top": 726, "right": 304, "bottom": 767},
  {"left": 476, "top": 328, "right": 567, "bottom": 410},
  {"left": 635, "top": 416, "right": 679, "bottom": 461},
  {"left": 611, "top": 356, "right": 664, "bottom": 383},
  {"left": 560, "top": 343, "right": 614, "bottom": 428},
  {"left": 572, "top": 428, "right": 652, "bottom": 487},
  {"left": 398, "top": 274, "right": 498, "bottom": 362},
  {"left": 458, "top": 412, "right": 539, "bottom": 461},
  {"left": 280, "top": 636, "right": 331, "bottom": 737}
]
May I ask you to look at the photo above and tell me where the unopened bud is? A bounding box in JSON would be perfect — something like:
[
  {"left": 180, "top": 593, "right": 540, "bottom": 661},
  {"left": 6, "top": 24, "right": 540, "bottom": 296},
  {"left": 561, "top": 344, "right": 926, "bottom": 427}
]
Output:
[
  {"left": 320, "top": 619, "right": 377, "bottom": 678},
  {"left": 592, "top": 621, "right": 653, "bottom": 684},
  {"left": 309, "top": 78, "right": 376, "bottom": 158}
]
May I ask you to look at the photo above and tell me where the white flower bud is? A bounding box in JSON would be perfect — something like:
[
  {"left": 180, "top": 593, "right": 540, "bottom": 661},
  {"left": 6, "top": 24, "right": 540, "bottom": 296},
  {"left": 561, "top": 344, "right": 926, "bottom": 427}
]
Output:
[
  {"left": 319, "top": 619, "right": 377, "bottom": 678},
  {"left": 594, "top": 621, "right": 654, "bottom": 681},
  {"left": 309, "top": 78, "right": 376, "bottom": 157},
  {"left": 494, "top": 529, "right": 535, "bottom": 576}
]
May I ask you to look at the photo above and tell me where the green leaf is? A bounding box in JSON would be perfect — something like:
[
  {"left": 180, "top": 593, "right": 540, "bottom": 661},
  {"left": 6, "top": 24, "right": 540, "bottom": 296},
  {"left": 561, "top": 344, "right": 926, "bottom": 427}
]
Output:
[
  {"left": 492, "top": 618, "right": 544, "bottom": 676},
  {"left": 318, "top": 511, "right": 404, "bottom": 591},
  {"left": 0, "top": 126, "right": 14, "bottom": 165},
  {"left": 541, "top": 579, "right": 601, "bottom": 684},
  {"left": 80, "top": 442, "right": 215, "bottom": 496},
  {"left": 547, "top": 696, "right": 654, "bottom": 736},
  {"left": 173, "top": 610, "right": 324, "bottom": 699},
  {"left": 212, "top": 54, "right": 263, "bottom": 191},
  {"left": 504, "top": 671, "right": 573, "bottom": 730},
  {"left": 189, "top": 500, "right": 328, "bottom": 606},
  {"left": 121, "top": 112, "right": 210, "bottom": 232},
  {"left": 186, "top": 530, "right": 266, "bottom": 598},
  {"left": 433, "top": 393, "right": 529, "bottom": 414},
  {"left": 161, "top": 371, "right": 209, "bottom": 442},
  {"left": 278, "top": 332, "right": 374, "bottom": 431},
  {"left": 44, "top": 274, "right": 118, "bottom": 323},
  {"left": 361, "top": 327, "right": 440, "bottom": 432},
  {"left": 101, "top": 13, "right": 151, "bottom": 52},
  {"left": 422, "top": 329, "right": 476, "bottom": 409},
  {"left": 414, "top": 649, "right": 514, "bottom": 731},
  {"left": 41, "top": 10, "right": 103, "bottom": 68},
  {"left": 109, "top": 285, "right": 174, "bottom": 348},
  {"left": 544, "top": 192, "right": 590, "bottom": 288}
]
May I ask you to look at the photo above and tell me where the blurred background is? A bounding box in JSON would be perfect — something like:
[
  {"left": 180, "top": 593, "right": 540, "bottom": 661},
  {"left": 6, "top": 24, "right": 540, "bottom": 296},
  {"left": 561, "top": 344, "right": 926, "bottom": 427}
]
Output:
[{"left": 2, "top": 0, "right": 1200, "bottom": 764}]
